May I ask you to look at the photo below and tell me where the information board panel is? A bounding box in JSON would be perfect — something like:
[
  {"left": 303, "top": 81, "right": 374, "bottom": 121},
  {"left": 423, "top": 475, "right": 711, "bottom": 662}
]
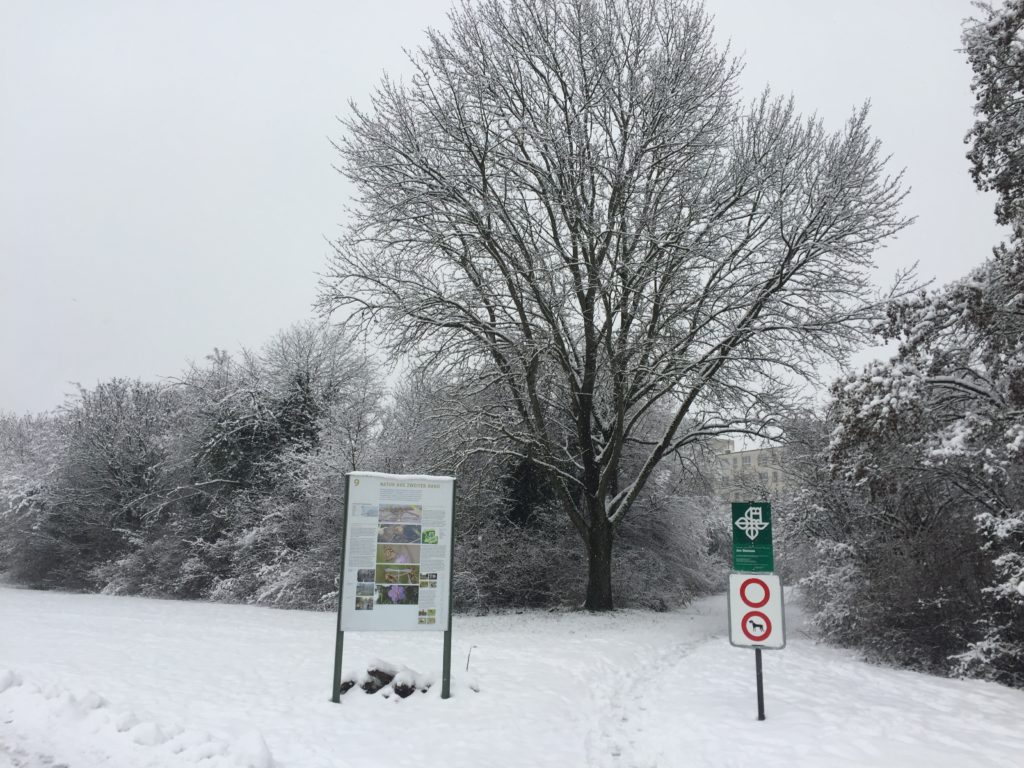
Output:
[
  {"left": 339, "top": 472, "right": 454, "bottom": 632},
  {"left": 731, "top": 501, "right": 773, "bottom": 572}
]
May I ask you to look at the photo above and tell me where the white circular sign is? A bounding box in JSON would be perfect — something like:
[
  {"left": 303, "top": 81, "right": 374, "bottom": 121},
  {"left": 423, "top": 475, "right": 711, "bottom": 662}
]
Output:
[{"left": 739, "top": 577, "right": 769, "bottom": 608}]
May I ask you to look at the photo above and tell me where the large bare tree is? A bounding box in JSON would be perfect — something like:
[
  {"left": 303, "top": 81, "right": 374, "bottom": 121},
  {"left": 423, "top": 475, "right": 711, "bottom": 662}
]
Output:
[{"left": 321, "top": 0, "right": 910, "bottom": 609}]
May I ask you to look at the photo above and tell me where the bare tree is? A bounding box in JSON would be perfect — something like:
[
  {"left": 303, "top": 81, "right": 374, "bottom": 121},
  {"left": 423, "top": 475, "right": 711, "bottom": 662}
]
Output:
[{"left": 320, "top": 0, "right": 911, "bottom": 609}]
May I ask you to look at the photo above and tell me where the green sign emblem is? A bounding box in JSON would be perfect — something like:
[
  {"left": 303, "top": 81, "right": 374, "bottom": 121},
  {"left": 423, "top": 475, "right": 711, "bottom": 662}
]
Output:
[{"left": 732, "top": 502, "right": 773, "bottom": 572}]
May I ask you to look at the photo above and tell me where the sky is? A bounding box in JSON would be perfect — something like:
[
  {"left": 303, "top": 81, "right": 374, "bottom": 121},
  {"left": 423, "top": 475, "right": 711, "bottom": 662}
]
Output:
[{"left": 0, "top": 0, "right": 1001, "bottom": 415}]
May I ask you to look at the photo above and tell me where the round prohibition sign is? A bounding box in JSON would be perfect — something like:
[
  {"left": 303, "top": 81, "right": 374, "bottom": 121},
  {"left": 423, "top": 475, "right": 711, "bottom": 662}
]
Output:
[
  {"left": 741, "top": 610, "right": 772, "bottom": 642},
  {"left": 739, "top": 577, "right": 770, "bottom": 608}
]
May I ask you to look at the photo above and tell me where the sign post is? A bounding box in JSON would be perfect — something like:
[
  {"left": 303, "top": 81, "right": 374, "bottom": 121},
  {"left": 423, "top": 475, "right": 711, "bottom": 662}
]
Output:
[
  {"left": 441, "top": 479, "right": 456, "bottom": 698},
  {"left": 728, "top": 572, "right": 785, "bottom": 719},
  {"left": 755, "top": 647, "right": 765, "bottom": 721},
  {"left": 729, "top": 500, "right": 783, "bottom": 720},
  {"left": 330, "top": 475, "right": 350, "bottom": 703},
  {"left": 331, "top": 472, "right": 457, "bottom": 702}
]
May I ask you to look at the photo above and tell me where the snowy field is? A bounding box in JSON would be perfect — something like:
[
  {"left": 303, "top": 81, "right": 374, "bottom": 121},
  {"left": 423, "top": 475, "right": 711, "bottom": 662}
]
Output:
[{"left": 1, "top": 587, "right": 1021, "bottom": 768}]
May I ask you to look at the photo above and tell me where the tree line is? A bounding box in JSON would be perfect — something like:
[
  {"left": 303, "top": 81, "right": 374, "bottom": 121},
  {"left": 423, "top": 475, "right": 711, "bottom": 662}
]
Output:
[{"left": 0, "top": 321, "right": 723, "bottom": 612}]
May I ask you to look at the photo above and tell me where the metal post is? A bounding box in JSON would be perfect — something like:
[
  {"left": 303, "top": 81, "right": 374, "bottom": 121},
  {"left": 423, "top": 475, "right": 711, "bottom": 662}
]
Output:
[
  {"left": 441, "top": 629, "right": 452, "bottom": 699},
  {"left": 441, "top": 479, "right": 457, "bottom": 699},
  {"left": 755, "top": 648, "right": 765, "bottom": 721},
  {"left": 331, "top": 474, "right": 352, "bottom": 703},
  {"left": 331, "top": 630, "right": 345, "bottom": 703}
]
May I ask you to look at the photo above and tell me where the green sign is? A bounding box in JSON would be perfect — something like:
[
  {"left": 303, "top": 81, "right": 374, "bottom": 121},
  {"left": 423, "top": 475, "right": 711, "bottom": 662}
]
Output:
[{"left": 732, "top": 502, "right": 773, "bottom": 572}]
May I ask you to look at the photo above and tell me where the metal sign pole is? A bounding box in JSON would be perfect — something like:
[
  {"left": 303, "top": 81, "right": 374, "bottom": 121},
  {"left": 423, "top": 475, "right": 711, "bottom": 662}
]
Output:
[
  {"left": 441, "top": 630, "right": 452, "bottom": 699},
  {"left": 441, "top": 479, "right": 457, "bottom": 699},
  {"left": 330, "top": 473, "right": 352, "bottom": 703},
  {"left": 755, "top": 648, "right": 765, "bottom": 721}
]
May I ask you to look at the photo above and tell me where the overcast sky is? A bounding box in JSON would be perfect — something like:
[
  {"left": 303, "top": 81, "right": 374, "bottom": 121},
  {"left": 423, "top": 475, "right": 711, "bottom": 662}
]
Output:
[{"left": 0, "top": 0, "right": 1000, "bottom": 415}]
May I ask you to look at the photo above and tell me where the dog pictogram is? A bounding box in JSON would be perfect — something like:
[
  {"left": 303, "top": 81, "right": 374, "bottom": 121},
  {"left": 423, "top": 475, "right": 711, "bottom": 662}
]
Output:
[{"left": 740, "top": 610, "right": 772, "bottom": 642}]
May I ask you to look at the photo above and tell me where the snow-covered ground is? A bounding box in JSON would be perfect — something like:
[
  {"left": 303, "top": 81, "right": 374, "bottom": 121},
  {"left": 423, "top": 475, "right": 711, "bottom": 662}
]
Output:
[{"left": 1, "top": 586, "right": 1021, "bottom": 768}]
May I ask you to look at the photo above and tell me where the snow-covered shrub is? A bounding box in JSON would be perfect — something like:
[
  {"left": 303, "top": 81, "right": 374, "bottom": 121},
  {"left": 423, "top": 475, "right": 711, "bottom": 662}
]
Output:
[
  {"left": 784, "top": 412, "right": 1004, "bottom": 678},
  {"left": 613, "top": 493, "right": 724, "bottom": 611},
  {"left": 452, "top": 503, "right": 581, "bottom": 611}
]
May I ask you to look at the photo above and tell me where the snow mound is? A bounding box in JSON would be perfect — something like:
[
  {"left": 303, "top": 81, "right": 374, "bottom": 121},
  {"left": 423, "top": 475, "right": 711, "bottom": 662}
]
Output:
[
  {"left": 0, "top": 667, "right": 276, "bottom": 767},
  {"left": 341, "top": 660, "right": 436, "bottom": 698},
  {"left": 0, "top": 669, "right": 21, "bottom": 693}
]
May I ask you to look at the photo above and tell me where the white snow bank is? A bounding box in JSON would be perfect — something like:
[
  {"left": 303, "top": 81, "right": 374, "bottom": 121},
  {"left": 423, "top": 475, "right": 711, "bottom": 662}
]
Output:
[
  {"left": 0, "top": 666, "right": 274, "bottom": 767},
  {"left": 1, "top": 587, "right": 1022, "bottom": 767}
]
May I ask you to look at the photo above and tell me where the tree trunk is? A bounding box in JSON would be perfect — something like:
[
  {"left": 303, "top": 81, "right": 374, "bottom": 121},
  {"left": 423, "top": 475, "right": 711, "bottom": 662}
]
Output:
[{"left": 584, "top": 517, "right": 614, "bottom": 610}]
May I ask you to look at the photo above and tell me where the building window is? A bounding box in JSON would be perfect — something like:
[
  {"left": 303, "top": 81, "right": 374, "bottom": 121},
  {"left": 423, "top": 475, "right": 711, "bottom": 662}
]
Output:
[
  {"left": 742, "top": 455, "right": 751, "bottom": 466},
  {"left": 772, "top": 470, "right": 778, "bottom": 482}
]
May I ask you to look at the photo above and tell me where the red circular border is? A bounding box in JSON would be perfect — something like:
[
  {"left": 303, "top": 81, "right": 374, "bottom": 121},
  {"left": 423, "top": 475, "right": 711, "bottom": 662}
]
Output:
[
  {"left": 741, "top": 610, "right": 772, "bottom": 642},
  {"left": 739, "top": 577, "right": 770, "bottom": 608}
]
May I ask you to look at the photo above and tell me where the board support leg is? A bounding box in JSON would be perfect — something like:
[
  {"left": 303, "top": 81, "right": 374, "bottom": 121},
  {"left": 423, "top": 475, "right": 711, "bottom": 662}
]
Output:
[
  {"left": 331, "top": 630, "right": 345, "bottom": 703},
  {"left": 441, "top": 629, "right": 452, "bottom": 699}
]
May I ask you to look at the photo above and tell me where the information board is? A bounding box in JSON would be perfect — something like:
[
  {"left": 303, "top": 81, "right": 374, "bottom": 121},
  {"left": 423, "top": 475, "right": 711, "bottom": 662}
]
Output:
[
  {"left": 731, "top": 502, "right": 774, "bottom": 572},
  {"left": 338, "top": 472, "right": 455, "bottom": 632}
]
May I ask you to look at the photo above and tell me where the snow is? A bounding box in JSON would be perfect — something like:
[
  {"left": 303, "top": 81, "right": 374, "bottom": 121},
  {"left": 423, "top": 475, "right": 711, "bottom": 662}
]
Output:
[
  {"left": 348, "top": 471, "right": 455, "bottom": 481},
  {"left": 2, "top": 586, "right": 1023, "bottom": 767}
]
